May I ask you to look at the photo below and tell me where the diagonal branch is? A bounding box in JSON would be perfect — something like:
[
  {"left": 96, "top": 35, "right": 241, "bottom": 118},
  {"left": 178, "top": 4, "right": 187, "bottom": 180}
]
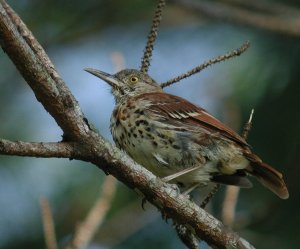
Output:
[
  {"left": 66, "top": 176, "right": 117, "bottom": 249},
  {"left": 0, "top": 1, "right": 256, "bottom": 248},
  {"left": 161, "top": 41, "right": 250, "bottom": 88},
  {"left": 40, "top": 197, "right": 58, "bottom": 249},
  {"left": 140, "top": 0, "right": 166, "bottom": 73}
]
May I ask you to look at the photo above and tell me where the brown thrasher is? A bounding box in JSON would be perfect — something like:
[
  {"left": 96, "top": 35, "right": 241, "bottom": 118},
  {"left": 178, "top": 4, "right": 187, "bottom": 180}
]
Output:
[{"left": 86, "top": 68, "right": 289, "bottom": 199}]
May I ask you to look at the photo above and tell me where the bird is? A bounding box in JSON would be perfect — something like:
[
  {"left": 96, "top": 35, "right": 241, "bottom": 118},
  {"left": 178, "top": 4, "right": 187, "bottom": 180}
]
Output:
[{"left": 85, "top": 68, "right": 289, "bottom": 199}]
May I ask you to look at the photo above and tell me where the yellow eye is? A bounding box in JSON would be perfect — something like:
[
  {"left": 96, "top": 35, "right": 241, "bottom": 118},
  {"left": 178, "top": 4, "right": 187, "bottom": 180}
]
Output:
[{"left": 129, "top": 76, "right": 138, "bottom": 83}]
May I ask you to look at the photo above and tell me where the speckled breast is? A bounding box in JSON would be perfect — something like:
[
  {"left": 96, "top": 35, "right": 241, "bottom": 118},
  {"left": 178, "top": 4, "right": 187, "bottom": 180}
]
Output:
[{"left": 109, "top": 97, "right": 188, "bottom": 177}]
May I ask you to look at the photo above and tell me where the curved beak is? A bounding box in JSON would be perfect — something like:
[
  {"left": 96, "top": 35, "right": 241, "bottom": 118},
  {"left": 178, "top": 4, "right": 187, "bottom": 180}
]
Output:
[{"left": 84, "top": 68, "right": 120, "bottom": 87}]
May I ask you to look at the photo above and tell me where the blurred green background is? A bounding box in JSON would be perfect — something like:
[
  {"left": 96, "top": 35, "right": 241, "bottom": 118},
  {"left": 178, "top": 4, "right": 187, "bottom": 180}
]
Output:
[{"left": 0, "top": 0, "right": 299, "bottom": 248}]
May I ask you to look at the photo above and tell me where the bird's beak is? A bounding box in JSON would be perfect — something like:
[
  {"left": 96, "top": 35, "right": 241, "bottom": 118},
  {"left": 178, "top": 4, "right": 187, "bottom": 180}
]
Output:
[{"left": 84, "top": 68, "right": 120, "bottom": 87}]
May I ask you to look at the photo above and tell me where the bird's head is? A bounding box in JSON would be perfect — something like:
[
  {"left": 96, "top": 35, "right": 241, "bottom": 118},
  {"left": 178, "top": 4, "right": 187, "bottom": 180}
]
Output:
[{"left": 85, "top": 68, "right": 162, "bottom": 102}]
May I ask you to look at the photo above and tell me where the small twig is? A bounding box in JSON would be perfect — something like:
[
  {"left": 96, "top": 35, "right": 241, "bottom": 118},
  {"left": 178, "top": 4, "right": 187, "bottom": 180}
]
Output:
[
  {"left": 96, "top": 200, "right": 159, "bottom": 247},
  {"left": 66, "top": 176, "right": 117, "bottom": 249},
  {"left": 160, "top": 41, "right": 250, "bottom": 88},
  {"left": 200, "top": 184, "right": 221, "bottom": 209},
  {"left": 242, "top": 109, "right": 254, "bottom": 140},
  {"left": 40, "top": 197, "right": 58, "bottom": 249},
  {"left": 140, "top": 0, "right": 166, "bottom": 73},
  {"left": 222, "top": 109, "right": 255, "bottom": 226}
]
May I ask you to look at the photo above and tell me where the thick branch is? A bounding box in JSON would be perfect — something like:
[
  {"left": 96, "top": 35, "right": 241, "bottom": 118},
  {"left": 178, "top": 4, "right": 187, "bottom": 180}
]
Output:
[
  {"left": 0, "top": 139, "right": 84, "bottom": 158},
  {"left": 171, "top": 0, "right": 300, "bottom": 37},
  {"left": 0, "top": 1, "right": 255, "bottom": 248}
]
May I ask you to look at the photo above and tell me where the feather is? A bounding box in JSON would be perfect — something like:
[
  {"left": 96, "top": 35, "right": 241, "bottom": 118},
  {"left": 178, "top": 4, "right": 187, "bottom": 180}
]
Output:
[
  {"left": 246, "top": 161, "right": 289, "bottom": 199},
  {"left": 134, "top": 92, "right": 248, "bottom": 146},
  {"left": 131, "top": 92, "right": 289, "bottom": 199},
  {"left": 212, "top": 174, "right": 253, "bottom": 188}
]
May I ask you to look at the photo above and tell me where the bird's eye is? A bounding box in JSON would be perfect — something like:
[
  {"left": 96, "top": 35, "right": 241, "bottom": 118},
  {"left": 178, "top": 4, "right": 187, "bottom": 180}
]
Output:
[{"left": 129, "top": 76, "right": 138, "bottom": 83}]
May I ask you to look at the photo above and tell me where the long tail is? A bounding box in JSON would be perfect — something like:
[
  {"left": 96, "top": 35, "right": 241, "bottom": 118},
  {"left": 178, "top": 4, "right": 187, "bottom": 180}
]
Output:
[{"left": 247, "top": 161, "right": 289, "bottom": 199}]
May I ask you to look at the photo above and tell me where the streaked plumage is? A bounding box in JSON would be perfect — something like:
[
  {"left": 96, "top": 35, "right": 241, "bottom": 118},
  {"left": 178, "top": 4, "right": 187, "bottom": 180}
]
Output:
[{"left": 86, "top": 68, "right": 289, "bottom": 199}]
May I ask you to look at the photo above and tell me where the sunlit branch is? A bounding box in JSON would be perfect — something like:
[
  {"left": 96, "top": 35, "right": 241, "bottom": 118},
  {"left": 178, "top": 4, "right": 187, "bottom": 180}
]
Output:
[{"left": 40, "top": 197, "right": 58, "bottom": 249}]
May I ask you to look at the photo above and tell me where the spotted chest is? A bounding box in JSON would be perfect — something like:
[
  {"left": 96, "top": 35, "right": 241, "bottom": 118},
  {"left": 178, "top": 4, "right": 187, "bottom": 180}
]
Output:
[
  {"left": 110, "top": 98, "right": 190, "bottom": 176},
  {"left": 110, "top": 99, "right": 148, "bottom": 149}
]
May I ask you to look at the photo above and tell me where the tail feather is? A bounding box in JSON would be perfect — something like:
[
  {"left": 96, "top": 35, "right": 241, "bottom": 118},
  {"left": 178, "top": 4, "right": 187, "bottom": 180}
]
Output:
[
  {"left": 212, "top": 174, "right": 253, "bottom": 188},
  {"left": 247, "top": 161, "right": 289, "bottom": 199}
]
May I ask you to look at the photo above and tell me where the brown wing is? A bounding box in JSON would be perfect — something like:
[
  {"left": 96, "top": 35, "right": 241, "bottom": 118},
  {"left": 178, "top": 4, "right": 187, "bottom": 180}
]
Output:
[
  {"left": 133, "top": 92, "right": 289, "bottom": 199},
  {"left": 135, "top": 92, "right": 248, "bottom": 147}
]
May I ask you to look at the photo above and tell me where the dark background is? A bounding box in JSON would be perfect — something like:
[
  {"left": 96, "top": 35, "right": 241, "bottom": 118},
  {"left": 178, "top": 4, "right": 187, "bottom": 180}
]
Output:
[{"left": 0, "top": 0, "right": 299, "bottom": 248}]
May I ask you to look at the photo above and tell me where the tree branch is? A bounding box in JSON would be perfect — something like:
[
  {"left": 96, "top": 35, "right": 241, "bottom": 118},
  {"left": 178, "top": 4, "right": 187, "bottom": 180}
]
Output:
[
  {"left": 40, "top": 197, "right": 58, "bottom": 249},
  {"left": 0, "top": 1, "right": 256, "bottom": 248},
  {"left": 66, "top": 176, "right": 117, "bottom": 249},
  {"left": 140, "top": 0, "right": 166, "bottom": 73},
  {"left": 171, "top": 0, "right": 300, "bottom": 37},
  {"left": 0, "top": 139, "right": 85, "bottom": 158},
  {"left": 160, "top": 41, "right": 250, "bottom": 88}
]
